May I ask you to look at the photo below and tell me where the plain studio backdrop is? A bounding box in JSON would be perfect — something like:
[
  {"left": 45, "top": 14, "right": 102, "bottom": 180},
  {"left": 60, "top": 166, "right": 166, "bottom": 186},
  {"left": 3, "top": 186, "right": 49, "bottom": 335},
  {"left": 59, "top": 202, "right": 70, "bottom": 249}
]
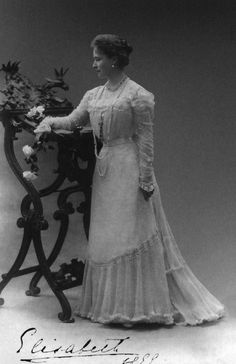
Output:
[{"left": 0, "top": 1, "right": 235, "bottom": 363}]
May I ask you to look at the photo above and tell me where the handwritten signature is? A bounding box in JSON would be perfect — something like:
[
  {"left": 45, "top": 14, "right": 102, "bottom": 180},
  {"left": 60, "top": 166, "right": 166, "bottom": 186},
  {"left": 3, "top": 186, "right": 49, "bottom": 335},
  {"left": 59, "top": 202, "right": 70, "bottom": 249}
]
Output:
[{"left": 16, "top": 327, "right": 159, "bottom": 363}]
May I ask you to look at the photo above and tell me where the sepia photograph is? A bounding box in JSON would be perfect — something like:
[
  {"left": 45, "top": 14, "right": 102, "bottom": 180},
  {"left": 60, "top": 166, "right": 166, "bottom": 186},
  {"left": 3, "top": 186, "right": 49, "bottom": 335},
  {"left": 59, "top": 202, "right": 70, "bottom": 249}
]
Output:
[{"left": 0, "top": 1, "right": 235, "bottom": 363}]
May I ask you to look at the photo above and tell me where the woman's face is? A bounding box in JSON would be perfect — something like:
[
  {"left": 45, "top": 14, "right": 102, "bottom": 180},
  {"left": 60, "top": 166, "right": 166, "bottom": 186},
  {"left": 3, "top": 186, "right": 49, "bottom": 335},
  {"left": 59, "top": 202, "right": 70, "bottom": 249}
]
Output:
[{"left": 92, "top": 46, "right": 116, "bottom": 79}]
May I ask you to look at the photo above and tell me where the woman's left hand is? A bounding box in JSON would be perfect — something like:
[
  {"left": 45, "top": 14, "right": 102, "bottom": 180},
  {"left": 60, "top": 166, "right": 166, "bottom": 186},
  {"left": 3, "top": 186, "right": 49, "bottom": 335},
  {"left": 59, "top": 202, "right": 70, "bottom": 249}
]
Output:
[{"left": 140, "top": 188, "right": 154, "bottom": 201}]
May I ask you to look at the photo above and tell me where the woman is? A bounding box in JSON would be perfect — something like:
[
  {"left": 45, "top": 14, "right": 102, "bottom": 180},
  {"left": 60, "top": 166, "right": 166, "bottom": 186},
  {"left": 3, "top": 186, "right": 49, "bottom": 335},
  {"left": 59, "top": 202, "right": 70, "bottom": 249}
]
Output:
[{"left": 35, "top": 34, "right": 225, "bottom": 327}]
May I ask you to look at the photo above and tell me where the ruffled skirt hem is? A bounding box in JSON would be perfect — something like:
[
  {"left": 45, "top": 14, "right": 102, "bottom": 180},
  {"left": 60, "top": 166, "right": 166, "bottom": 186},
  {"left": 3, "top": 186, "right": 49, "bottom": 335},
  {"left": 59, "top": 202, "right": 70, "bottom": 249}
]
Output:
[
  {"left": 76, "top": 310, "right": 224, "bottom": 326},
  {"left": 76, "top": 234, "right": 225, "bottom": 326}
]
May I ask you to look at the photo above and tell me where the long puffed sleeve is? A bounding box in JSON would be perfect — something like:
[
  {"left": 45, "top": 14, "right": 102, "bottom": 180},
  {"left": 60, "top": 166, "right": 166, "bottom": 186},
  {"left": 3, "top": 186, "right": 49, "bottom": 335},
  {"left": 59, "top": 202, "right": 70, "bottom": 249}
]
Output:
[
  {"left": 132, "top": 88, "right": 155, "bottom": 192},
  {"left": 35, "top": 90, "right": 91, "bottom": 133}
]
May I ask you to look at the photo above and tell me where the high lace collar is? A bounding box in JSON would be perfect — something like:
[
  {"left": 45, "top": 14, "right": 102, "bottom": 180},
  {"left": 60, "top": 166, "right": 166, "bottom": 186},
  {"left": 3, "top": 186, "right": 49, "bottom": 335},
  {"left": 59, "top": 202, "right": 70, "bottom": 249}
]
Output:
[{"left": 105, "top": 75, "right": 129, "bottom": 92}]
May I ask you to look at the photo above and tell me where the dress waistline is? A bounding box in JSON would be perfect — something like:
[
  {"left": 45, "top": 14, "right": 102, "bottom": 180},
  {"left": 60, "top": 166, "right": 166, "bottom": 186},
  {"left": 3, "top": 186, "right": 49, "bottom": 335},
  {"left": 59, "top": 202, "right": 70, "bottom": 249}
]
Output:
[
  {"left": 103, "top": 137, "right": 133, "bottom": 147},
  {"left": 96, "top": 137, "right": 134, "bottom": 177}
]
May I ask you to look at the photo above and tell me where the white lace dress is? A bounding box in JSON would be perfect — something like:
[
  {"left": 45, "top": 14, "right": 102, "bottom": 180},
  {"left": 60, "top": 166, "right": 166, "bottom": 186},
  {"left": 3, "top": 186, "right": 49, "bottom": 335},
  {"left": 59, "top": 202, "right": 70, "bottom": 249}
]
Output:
[{"left": 47, "top": 77, "right": 225, "bottom": 325}]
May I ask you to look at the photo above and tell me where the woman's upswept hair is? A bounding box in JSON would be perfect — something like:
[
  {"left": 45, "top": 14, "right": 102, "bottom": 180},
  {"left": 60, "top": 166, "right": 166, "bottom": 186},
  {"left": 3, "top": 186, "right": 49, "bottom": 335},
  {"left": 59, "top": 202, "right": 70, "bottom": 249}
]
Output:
[{"left": 91, "top": 34, "right": 133, "bottom": 69}]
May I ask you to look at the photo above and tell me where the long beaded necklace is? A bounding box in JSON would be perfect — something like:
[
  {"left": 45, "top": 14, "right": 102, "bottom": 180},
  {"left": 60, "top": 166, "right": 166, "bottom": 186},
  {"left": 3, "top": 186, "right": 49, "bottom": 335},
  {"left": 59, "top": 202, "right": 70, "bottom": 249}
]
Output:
[
  {"left": 96, "top": 75, "right": 128, "bottom": 146},
  {"left": 92, "top": 76, "right": 129, "bottom": 175}
]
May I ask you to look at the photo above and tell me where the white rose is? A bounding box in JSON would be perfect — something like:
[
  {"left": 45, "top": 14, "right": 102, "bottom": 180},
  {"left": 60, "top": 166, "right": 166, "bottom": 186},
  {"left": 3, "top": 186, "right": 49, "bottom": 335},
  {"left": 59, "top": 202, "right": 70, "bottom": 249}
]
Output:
[
  {"left": 23, "top": 171, "right": 38, "bottom": 181},
  {"left": 26, "top": 105, "right": 45, "bottom": 118},
  {"left": 26, "top": 106, "right": 38, "bottom": 118},
  {"left": 22, "top": 145, "right": 34, "bottom": 158},
  {"left": 35, "top": 105, "right": 45, "bottom": 116}
]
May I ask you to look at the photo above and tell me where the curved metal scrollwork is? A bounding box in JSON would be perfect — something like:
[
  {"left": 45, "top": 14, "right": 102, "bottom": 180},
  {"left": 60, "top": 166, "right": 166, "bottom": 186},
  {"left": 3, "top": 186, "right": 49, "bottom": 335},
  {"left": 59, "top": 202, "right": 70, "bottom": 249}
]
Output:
[{"left": 0, "top": 109, "right": 96, "bottom": 322}]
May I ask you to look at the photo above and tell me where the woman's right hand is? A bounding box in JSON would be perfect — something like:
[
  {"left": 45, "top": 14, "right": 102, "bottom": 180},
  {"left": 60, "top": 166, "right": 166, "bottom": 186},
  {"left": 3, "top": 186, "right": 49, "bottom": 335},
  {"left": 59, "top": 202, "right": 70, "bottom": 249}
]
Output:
[{"left": 34, "top": 117, "right": 53, "bottom": 140}]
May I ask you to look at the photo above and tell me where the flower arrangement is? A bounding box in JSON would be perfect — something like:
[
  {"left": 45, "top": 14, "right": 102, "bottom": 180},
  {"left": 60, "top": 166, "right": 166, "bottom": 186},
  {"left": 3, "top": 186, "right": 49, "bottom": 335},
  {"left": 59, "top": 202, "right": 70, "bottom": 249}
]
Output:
[{"left": 0, "top": 61, "right": 73, "bottom": 110}]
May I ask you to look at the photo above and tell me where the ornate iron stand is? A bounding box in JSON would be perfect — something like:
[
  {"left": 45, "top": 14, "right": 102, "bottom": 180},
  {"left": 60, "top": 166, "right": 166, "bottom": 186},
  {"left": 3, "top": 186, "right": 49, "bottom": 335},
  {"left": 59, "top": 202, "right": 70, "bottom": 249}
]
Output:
[{"left": 0, "top": 109, "right": 96, "bottom": 322}]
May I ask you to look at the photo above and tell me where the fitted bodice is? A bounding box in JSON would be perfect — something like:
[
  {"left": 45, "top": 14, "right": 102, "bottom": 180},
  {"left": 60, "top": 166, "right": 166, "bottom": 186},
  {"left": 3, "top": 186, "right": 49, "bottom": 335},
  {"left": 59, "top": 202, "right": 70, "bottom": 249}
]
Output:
[{"left": 88, "top": 78, "right": 135, "bottom": 143}]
